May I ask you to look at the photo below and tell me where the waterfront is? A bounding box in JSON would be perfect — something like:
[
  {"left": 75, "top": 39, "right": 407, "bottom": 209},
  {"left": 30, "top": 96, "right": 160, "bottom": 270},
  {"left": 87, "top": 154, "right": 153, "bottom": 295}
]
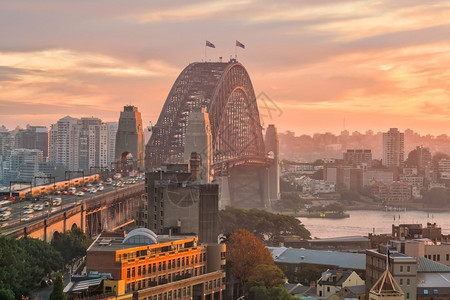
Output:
[{"left": 299, "top": 210, "right": 450, "bottom": 239}]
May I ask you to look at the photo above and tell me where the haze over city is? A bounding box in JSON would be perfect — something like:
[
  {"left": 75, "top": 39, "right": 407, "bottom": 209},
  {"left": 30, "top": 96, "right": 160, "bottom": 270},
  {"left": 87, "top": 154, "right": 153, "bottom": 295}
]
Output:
[{"left": 2, "top": 1, "right": 450, "bottom": 135}]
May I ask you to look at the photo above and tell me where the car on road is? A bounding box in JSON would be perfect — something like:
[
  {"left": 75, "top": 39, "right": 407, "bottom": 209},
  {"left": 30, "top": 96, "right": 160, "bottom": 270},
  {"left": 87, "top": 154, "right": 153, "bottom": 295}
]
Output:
[
  {"left": 23, "top": 204, "right": 33, "bottom": 209},
  {"left": 54, "top": 190, "right": 61, "bottom": 195},
  {"left": 34, "top": 204, "right": 44, "bottom": 211},
  {"left": 0, "top": 214, "right": 10, "bottom": 221},
  {"left": 24, "top": 208, "right": 34, "bottom": 214},
  {"left": 96, "top": 186, "right": 104, "bottom": 191},
  {"left": 89, "top": 188, "right": 97, "bottom": 193},
  {"left": 44, "top": 201, "right": 50, "bottom": 207},
  {"left": 62, "top": 190, "right": 68, "bottom": 195},
  {"left": 53, "top": 198, "right": 62, "bottom": 206},
  {"left": 75, "top": 191, "right": 85, "bottom": 197},
  {"left": 21, "top": 215, "right": 32, "bottom": 222}
]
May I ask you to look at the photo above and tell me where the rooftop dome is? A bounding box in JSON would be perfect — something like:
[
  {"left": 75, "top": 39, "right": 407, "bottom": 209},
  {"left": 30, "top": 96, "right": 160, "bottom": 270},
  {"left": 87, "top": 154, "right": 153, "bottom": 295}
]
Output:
[{"left": 122, "top": 227, "right": 158, "bottom": 245}]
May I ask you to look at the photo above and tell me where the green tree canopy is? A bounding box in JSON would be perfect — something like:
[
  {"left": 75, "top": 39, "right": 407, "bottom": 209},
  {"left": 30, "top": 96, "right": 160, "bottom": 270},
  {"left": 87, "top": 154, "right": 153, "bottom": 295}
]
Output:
[
  {"left": 219, "top": 207, "right": 311, "bottom": 244},
  {"left": 51, "top": 227, "right": 93, "bottom": 265},
  {"left": 248, "top": 285, "right": 294, "bottom": 300},
  {"left": 247, "top": 264, "right": 285, "bottom": 289},
  {"left": 49, "top": 275, "right": 66, "bottom": 300},
  {"left": 0, "top": 236, "right": 63, "bottom": 299}
]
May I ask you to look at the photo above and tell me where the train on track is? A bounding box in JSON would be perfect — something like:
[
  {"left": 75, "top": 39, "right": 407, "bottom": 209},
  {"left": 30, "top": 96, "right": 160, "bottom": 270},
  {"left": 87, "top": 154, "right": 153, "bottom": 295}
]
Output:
[{"left": 0, "top": 174, "right": 100, "bottom": 201}]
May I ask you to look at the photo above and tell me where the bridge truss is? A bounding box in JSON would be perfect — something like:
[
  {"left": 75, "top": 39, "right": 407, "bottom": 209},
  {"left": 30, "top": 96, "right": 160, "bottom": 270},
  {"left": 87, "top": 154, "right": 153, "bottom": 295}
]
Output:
[{"left": 146, "top": 59, "right": 266, "bottom": 172}]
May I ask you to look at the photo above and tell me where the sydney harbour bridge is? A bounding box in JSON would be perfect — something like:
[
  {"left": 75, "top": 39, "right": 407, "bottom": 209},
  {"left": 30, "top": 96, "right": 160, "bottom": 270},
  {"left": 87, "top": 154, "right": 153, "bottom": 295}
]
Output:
[{"left": 145, "top": 59, "right": 279, "bottom": 209}]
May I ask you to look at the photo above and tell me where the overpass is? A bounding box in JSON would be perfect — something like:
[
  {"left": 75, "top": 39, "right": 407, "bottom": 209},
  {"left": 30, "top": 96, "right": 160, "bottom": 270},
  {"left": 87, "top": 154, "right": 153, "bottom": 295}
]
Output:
[{"left": 2, "top": 183, "right": 145, "bottom": 242}]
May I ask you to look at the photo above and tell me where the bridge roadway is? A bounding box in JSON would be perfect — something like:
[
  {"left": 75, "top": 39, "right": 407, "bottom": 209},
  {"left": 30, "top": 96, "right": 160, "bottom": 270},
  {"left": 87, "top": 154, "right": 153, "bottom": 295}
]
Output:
[{"left": 1, "top": 182, "right": 145, "bottom": 241}]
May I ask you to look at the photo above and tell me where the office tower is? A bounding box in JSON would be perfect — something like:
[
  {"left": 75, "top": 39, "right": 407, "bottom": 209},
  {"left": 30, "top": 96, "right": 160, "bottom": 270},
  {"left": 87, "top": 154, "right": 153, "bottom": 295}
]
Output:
[
  {"left": 143, "top": 157, "right": 219, "bottom": 244},
  {"left": 382, "top": 128, "right": 404, "bottom": 168},
  {"left": 115, "top": 105, "right": 145, "bottom": 171}
]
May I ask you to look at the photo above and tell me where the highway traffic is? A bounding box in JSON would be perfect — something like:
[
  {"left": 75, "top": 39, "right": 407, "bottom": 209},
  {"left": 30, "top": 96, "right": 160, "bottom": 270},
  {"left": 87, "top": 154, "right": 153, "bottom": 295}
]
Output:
[{"left": 0, "top": 176, "right": 144, "bottom": 230}]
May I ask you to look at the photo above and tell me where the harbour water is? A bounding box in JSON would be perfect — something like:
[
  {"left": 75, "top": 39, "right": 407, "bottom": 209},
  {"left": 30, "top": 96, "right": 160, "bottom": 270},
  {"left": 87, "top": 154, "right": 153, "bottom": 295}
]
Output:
[{"left": 298, "top": 210, "right": 450, "bottom": 239}]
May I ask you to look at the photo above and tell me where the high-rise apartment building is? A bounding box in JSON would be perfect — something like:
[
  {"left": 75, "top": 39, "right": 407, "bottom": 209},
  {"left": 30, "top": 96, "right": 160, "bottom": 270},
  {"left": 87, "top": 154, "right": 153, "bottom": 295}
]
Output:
[
  {"left": 49, "top": 116, "right": 117, "bottom": 171},
  {"left": 49, "top": 116, "right": 78, "bottom": 168},
  {"left": 5, "top": 148, "right": 44, "bottom": 182},
  {"left": 382, "top": 128, "right": 404, "bottom": 168},
  {"left": 343, "top": 149, "right": 372, "bottom": 167},
  {"left": 15, "top": 125, "right": 49, "bottom": 159}
]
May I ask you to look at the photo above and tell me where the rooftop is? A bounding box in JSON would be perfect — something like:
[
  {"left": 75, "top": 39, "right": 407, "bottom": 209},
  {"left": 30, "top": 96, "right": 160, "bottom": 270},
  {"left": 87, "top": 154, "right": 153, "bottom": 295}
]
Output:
[
  {"left": 268, "top": 247, "right": 366, "bottom": 270},
  {"left": 417, "top": 273, "right": 450, "bottom": 288},
  {"left": 88, "top": 229, "right": 197, "bottom": 252},
  {"left": 417, "top": 256, "right": 450, "bottom": 273}
]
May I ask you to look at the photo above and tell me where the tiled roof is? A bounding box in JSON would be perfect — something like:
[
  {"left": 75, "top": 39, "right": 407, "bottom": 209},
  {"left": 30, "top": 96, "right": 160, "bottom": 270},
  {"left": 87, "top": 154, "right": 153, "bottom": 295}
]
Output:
[
  {"left": 268, "top": 247, "right": 366, "bottom": 270},
  {"left": 417, "top": 256, "right": 450, "bottom": 273}
]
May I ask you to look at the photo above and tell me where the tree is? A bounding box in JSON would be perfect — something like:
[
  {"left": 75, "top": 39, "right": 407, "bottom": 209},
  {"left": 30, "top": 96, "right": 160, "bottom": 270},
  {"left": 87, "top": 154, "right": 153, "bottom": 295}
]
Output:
[
  {"left": 247, "top": 264, "right": 285, "bottom": 289},
  {"left": 219, "top": 207, "right": 311, "bottom": 244},
  {"left": 422, "top": 188, "right": 450, "bottom": 207},
  {"left": 226, "top": 229, "right": 274, "bottom": 288},
  {"left": 0, "top": 288, "right": 14, "bottom": 300},
  {"left": 248, "top": 285, "right": 294, "bottom": 300},
  {"left": 51, "top": 227, "right": 93, "bottom": 265},
  {"left": 0, "top": 236, "right": 63, "bottom": 299},
  {"left": 49, "top": 275, "right": 66, "bottom": 300}
]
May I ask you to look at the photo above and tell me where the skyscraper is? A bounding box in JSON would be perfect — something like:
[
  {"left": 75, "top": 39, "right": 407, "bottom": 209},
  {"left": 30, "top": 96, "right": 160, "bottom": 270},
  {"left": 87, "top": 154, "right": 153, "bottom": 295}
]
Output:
[
  {"left": 115, "top": 105, "right": 145, "bottom": 171},
  {"left": 382, "top": 128, "right": 404, "bottom": 168}
]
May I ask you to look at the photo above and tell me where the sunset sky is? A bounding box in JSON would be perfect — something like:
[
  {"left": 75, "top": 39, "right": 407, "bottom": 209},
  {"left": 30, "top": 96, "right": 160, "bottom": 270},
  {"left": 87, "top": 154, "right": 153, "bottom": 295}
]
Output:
[{"left": 1, "top": 0, "right": 450, "bottom": 136}]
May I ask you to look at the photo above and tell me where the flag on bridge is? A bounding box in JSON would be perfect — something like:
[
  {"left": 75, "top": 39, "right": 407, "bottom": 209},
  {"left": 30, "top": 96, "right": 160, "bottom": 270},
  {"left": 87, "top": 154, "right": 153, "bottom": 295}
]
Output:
[
  {"left": 206, "top": 40, "right": 216, "bottom": 48},
  {"left": 236, "top": 40, "right": 245, "bottom": 49}
]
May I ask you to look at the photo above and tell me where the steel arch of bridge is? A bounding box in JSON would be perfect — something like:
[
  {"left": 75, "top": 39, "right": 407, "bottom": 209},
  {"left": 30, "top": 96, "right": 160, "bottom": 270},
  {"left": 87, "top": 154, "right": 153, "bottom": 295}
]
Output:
[{"left": 146, "top": 60, "right": 266, "bottom": 172}]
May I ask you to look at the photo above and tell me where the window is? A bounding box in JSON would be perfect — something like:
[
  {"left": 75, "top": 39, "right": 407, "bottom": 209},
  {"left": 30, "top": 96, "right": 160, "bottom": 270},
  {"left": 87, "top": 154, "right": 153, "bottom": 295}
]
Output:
[
  {"left": 127, "top": 268, "right": 131, "bottom": 279},
  {"left": 433, "top": 289, "right": 438, "bottom": 295},
  {"left": 399, "top": 279, "right": 403, "bottom": 285},
  {"left": 143, "top": 266, "right": 146, "bottom": 276},
  {"left": 407, "top": 279, "right": 410, "bottom": 285},
  {"left": 423, "top": 289, "right": 429, "bottom": 295},
  {"left": 132, "top": 267, "right": 136, "bottom": 278},
  {"left": 327, "top": 287, "right": 330, "bottom": 292},
  {"left": 182, "top": 257, "right": 185, "bottom": 266},
  {"left": 437, "top": 254, "right": 441, "bottom": 261},
  {"left": 400, "top": 266, "right": 403, "bottom": 272},
  {"left": 433, "top": 254, "right": 436, "bottom": 261},
  {"left": 153, "top": 263, "right": 156, "bottom": 272},
  {"left": 138, "top": 266, "right": 142, "bottom": 276},
  {"left": 407, "top": 266, "right": 410, "bottom": 272},
  {"left": 406, "top": 292, "right": 409, "bottom": 299},
  {"left": 186, "top": 257, "right": 189, "bottom": 265},
  {"left": 177, "top": 258, "right": 180, "bottom": 267},
  {"left": 163, "top": 261, "right": 166, "bottom": 270},
  {"left": 138, "top": 281, "right": 141, "bottom": 290},
  {"left": 159, "top": 262, "right": 162, "bottom": 271},
  {"left": 187, "top": 286, "right": 190, "bottom": 296},
  {"left": 447, "top": 254, "right": 449, "bottom": 261}
]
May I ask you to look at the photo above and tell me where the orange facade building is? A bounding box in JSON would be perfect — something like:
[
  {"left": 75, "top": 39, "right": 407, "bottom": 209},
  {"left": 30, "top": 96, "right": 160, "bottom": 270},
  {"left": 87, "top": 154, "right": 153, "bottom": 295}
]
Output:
[{"left": 86, "top": 228, "right": 226, "bottom": 300}]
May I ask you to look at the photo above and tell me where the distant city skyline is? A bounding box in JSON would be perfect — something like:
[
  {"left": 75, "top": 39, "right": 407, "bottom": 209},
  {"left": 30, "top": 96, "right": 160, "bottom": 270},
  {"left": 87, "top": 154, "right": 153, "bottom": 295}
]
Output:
[{"left": 2, "top": 1, "right": 450, "bottom": 136}]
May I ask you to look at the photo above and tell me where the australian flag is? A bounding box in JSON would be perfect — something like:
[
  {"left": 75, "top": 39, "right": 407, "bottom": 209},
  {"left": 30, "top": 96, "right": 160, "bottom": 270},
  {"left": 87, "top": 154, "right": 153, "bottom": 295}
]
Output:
[
  {"left": 206, "top": 40, "right": 215, "bottom": 48},
  {"left": 236, "top": 40, "right": 245, "bottom": 49}
]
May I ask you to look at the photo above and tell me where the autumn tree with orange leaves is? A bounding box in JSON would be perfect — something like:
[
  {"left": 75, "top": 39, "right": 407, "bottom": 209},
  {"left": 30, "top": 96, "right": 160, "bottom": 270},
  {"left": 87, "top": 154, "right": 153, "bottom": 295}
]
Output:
[{"left": 226, "top": 229, "right": 276, "bottom": 293}]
